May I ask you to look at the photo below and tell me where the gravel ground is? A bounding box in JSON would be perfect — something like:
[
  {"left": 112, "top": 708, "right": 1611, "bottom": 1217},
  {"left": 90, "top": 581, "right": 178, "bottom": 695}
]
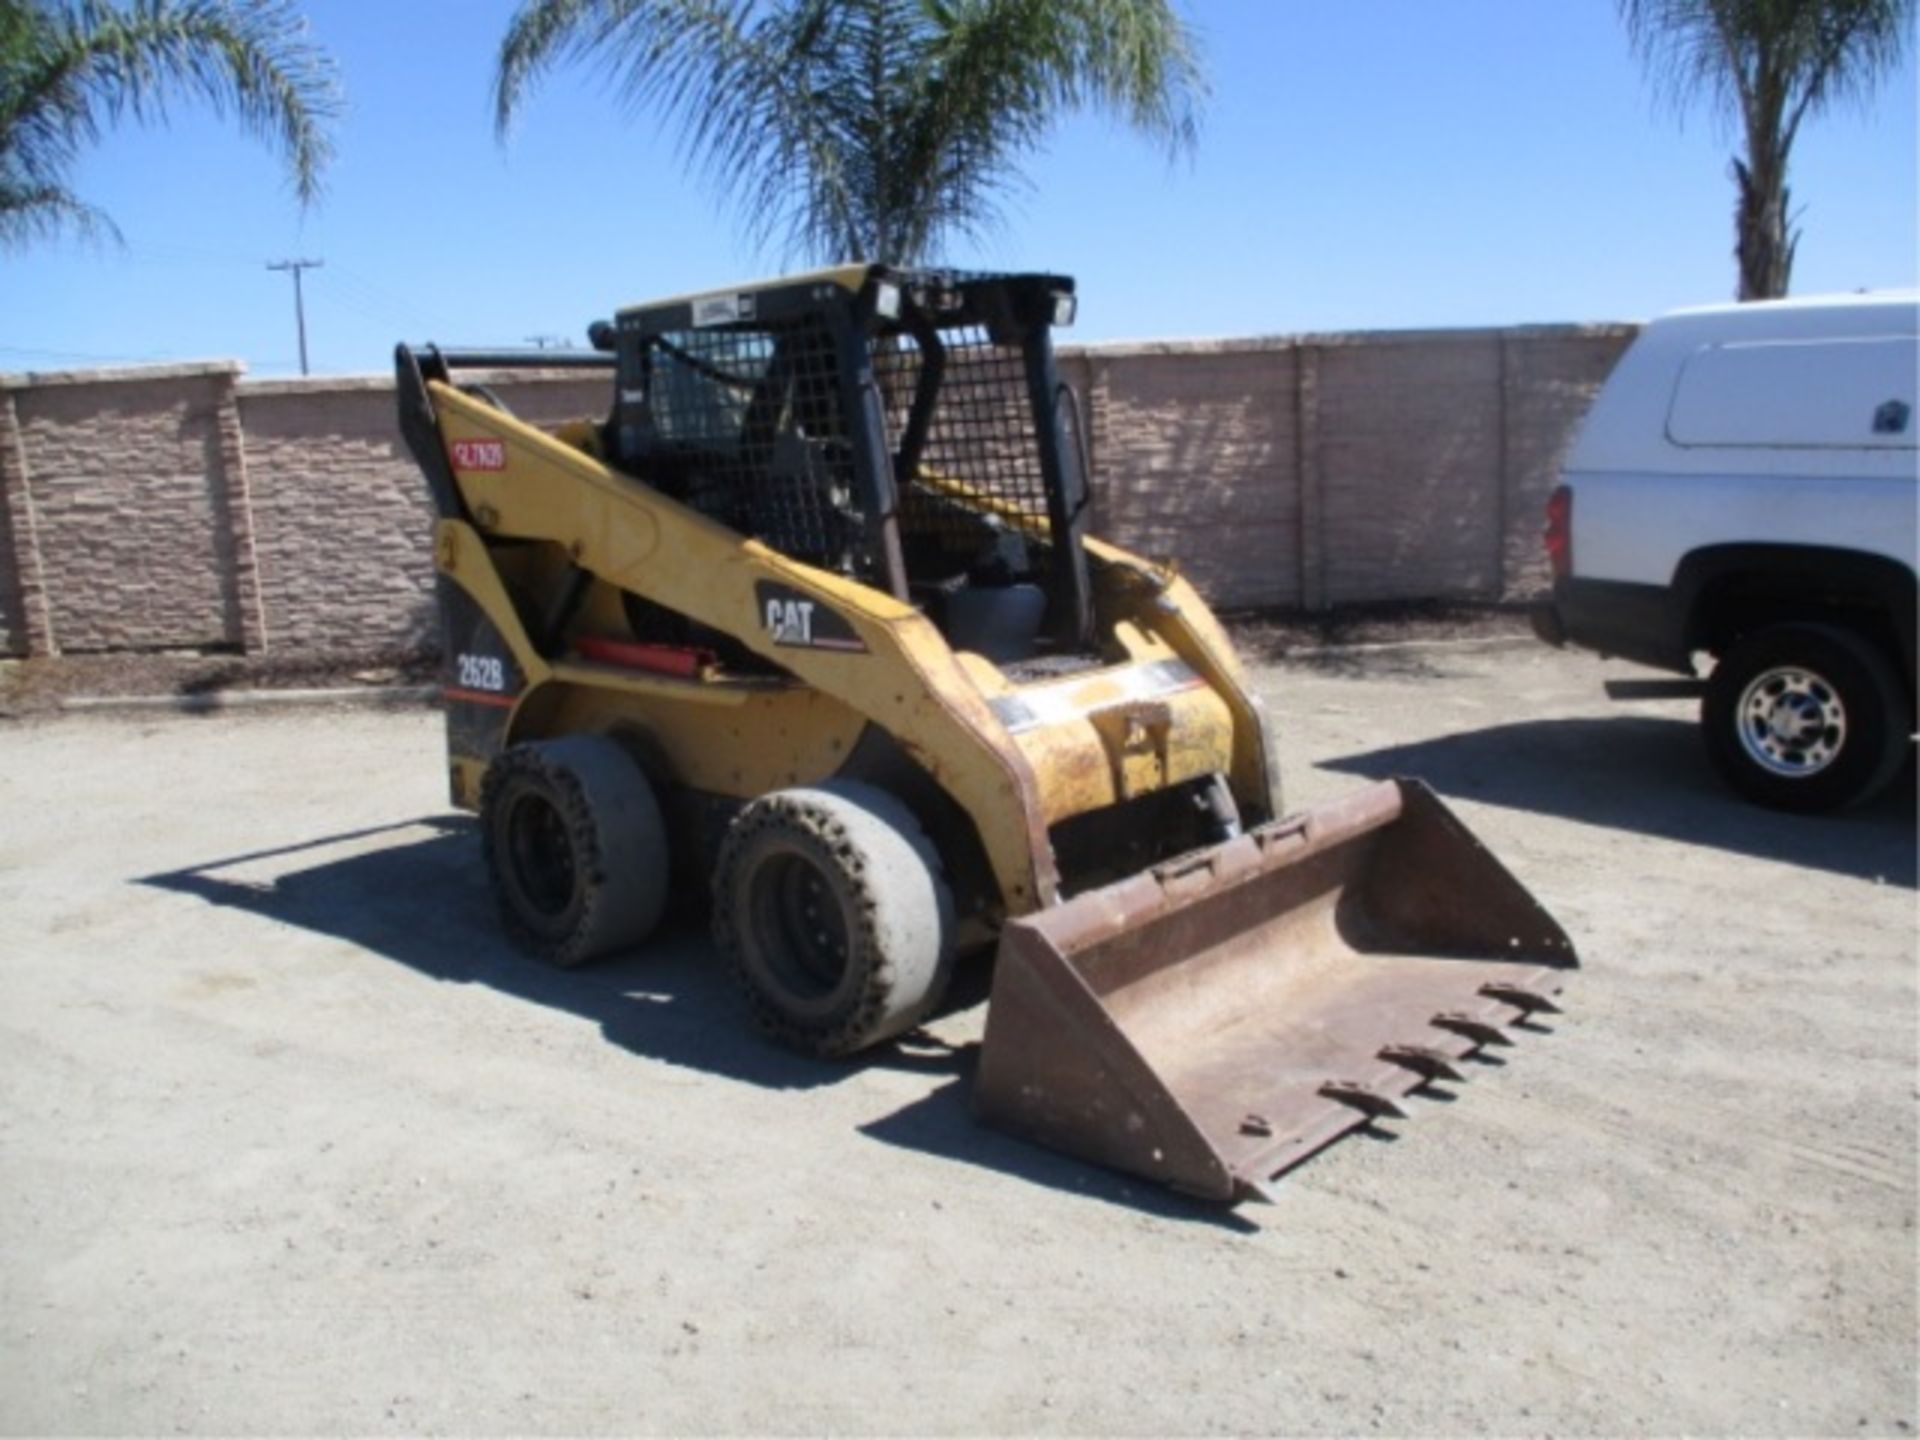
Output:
[{"left": 0, "top": 640, "right": 1913, "bottom": 1436}]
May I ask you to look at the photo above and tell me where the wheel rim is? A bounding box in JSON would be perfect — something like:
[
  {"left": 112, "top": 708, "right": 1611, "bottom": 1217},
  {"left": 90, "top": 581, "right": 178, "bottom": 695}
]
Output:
[
  {"left": 504, "top": 789, "right": 577, "bottom": 917},
  {"left": 747, "top": 850, "right": 853, "bottom": 1006},
  {"left": 1736, "top": 664, "right": 1848, "bottom": 779}
]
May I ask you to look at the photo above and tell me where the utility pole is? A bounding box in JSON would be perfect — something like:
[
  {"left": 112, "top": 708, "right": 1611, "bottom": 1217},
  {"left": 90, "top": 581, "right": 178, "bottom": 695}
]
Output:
[{"left": 267, "top": 258, "right": 324, "bottom": 375}]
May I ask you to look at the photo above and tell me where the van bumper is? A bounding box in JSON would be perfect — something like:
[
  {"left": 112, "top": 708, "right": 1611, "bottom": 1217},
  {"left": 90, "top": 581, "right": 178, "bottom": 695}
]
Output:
[
  {"left": 1529, "top": 602, "right": 1567, "bottom": 648},
  {"left": 1534, "top": 577, "right": 1693, "bottom": 676}
]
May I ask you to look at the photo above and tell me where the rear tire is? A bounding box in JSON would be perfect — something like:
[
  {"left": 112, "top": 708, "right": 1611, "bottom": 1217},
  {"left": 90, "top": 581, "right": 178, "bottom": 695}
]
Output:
[
  {"left": 1702, "top": 622, "right": 1907, "bottom": 813},
  {"left": 713, "top": 782, "right": 955, "bottom": 1057},
  {"left": 481, "top": 736, "right": 670, "bottom": 966}
]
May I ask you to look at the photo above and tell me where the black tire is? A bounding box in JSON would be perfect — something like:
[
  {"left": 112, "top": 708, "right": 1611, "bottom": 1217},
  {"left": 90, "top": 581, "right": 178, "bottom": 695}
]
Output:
[
  {"left": 1702, "top": 622, "right": 1908, "bottom": 813},
  {"left": 481, "top": 735, "right": 670, "bottom": 966},
  {"left": 712, "top": 782, "right": 955, "bottom": 1057}
]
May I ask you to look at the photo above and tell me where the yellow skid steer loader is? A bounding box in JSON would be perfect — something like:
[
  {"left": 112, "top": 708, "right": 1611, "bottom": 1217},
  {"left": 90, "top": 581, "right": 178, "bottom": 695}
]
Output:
[{"left": 395, "top": 266, "right": 1574, "bottom": 1202}]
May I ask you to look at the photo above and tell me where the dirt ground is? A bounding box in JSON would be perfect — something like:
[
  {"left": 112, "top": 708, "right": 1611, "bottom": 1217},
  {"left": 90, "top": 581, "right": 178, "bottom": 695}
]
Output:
[{"left": 1, "top": 639, "right": 1913, "bottom": 1436}]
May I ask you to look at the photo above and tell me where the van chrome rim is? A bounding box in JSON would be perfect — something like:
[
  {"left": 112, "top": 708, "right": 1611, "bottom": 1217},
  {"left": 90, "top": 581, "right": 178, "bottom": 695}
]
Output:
[{"left": 1737, "top": 665, "right": 1846, "bottom": 778}]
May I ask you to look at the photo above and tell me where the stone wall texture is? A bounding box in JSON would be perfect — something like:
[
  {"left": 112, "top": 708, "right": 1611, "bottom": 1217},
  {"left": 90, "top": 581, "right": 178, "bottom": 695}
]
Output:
[
  {"left": 10, "top": 368, "right": 238, "bottom": 652},
  {"left": 0, "top": 324, "right": 1635, "bottom": 659},
  {"left": 233, "top": 377, "right": 608, "bottom": 657}
]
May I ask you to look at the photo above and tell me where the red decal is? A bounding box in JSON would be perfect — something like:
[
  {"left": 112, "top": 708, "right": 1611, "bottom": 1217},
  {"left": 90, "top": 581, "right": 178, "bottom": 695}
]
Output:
[
  {"left": 450, "top": 438, "right": 507, "bottom": 472},
  {"left": 443, "top": 686, "right": 516, "bottom": 709}
]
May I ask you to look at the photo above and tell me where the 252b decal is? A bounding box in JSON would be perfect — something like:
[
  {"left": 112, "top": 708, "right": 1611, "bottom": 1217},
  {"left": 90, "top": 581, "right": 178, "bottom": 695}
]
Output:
[{"left": 456, "top": 652, "right": 507, "bottom": 692}]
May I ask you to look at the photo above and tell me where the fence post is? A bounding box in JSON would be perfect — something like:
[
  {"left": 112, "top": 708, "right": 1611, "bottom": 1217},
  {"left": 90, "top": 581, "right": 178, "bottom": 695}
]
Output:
[
  {"left": 212, "top": 372, "right": 269, "bottom": 653},
  {"left": 0, "top": 390, "right": 56, "bottom": 657},
  {"left": 1494, "top": 332, "right": 1511, "bottom": 601},
  {"left": 1295, "top": 342, "right": 1327, "bottom": 611},
  {"left": 1080, "top": 353, "right": 1109, "bottom": 536}
]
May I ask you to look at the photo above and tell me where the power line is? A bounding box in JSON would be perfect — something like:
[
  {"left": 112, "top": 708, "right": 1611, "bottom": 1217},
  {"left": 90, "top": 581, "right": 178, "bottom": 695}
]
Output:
[
  {"left": 327, "top": 261, "right": 466, "bottom": 336},
  {"left": 266, "top": 258, "right": 324, "bottom": 375}
]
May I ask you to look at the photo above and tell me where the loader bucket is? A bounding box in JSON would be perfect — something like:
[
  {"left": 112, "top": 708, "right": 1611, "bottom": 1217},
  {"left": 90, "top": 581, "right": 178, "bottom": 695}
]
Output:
[{"left": 973, "top": 778, "right": 1576, "bottom": 1202}]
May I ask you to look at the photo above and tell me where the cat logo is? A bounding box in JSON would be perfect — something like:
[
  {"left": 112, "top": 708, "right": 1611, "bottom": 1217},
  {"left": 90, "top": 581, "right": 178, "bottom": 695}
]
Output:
[
  {"left": 765, "top": 596, "right": 816, "bottom": 644},
  {"left": 755, "top": 581, "right": 867, "bottom": 652}
]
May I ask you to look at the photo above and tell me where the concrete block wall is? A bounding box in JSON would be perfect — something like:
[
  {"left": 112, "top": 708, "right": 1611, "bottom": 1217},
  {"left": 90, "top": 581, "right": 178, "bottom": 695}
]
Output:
[
  {"left": 0, "top": 324, "right": 1634, "bottom": 659},
  {"left": 238, "top": 381, "right": 433, "bottom": 655},
  {"left": 1068, "top": 323, "right": 1634, "bottom": 612},
  {"left": 243, "top": 373, "right": 611, "bottom": 656},
  {"left": 1317, "top": 334, "right": 1505, "bottom": 605},
  {"left": 1498, "top": 327, "right": 1640, "bottom": 598},
  {"left": 1, "top": 364, "right": 243, "bottom": 653},
  {"left": 0, "top": 366, "right": 611, "bottom": 658},
  {"left": 1075, "top": 345, "right": 1303, "bottom": 610}
]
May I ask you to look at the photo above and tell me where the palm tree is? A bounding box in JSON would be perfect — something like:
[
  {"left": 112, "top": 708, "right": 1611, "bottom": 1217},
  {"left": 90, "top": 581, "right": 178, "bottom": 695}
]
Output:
[
  {"left": 494, "top": 0, "right": 1204, "bottom": 267},
  {"left": 1620, "top": 0, "right": 1914, "bottom": 300},
  {"left": 0, "top": 0, "right": 339, "bottom": 250}
]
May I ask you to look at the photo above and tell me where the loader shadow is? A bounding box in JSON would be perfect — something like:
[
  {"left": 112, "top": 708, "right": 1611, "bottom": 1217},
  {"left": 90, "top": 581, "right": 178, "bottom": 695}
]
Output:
[
  {"left": 858, "top": 1076, "right": 1261, "bottom": 1234},
  {"left": 136, "top": 818, "right": 1252, "bottom": 1224},
  {"left": 1323, "top": 715, "right": 1916, "bottom": 888},
  {"left": 136, "top": 817, "right": 960, "bottom": 1094}
]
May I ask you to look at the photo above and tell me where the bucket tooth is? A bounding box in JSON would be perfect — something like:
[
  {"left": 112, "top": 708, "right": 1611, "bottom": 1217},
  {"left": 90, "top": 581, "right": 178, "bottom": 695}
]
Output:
[
  {"left": 1480, "top": 981, "right": 1564, "bottom": 1016},
  {"left": 1318, "top": 1080, "right": 1410, "bottom": 1122},
  {"left": 1378, "top": 1044, "right": 1466, "bottom": 1084},
  {"left": 1242, "top": 1175, "right": 1285, "bottom": 1205},
  {"left": 1431, "top": 1012, "right": 1514, "bottom": 1047}
]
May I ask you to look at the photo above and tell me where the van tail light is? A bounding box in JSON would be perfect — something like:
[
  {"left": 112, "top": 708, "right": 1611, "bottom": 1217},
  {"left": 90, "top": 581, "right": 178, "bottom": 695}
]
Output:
[{"left": 1544, "top": 485, "right": 1573, "bottom": 580}]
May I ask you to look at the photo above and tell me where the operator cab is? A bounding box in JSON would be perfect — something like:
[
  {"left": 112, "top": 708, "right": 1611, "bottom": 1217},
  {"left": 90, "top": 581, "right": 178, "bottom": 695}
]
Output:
[{"left": 596, "top": 266, "right": 1093, "bottom": 667}]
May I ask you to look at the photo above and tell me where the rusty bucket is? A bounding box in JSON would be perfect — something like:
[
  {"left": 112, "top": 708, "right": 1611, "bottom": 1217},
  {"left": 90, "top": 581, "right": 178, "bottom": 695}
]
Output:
[{"left": 973, "top": 778, "right": 1576, "bottom": 1202}]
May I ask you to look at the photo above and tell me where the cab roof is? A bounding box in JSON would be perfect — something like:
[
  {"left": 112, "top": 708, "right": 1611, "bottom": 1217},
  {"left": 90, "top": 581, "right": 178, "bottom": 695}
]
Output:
[{"left": 612, "top": 264, "right": 1074, "bottom": 327}]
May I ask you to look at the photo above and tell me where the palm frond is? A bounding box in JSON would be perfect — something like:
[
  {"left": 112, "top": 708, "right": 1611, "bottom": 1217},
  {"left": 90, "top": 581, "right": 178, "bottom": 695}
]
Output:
[
  {"left": 496, "top": 0, "right": 863, "bottom": 260},
  {"left": 1620, "top": 0, "right": 1913, "bottom": 135},
  {"left": 0, "top": 174, "right": 118, "bottom": 247},
  {"left": 493, "top": 0, "right": 1208, "bottom": 267},
  {"left": 0, "top": 0, "right": 339, "bottom": 249}
]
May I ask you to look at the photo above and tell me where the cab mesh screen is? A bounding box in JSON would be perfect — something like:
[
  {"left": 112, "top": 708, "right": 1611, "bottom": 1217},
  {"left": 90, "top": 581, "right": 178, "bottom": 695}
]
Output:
[
  {"left": 874, "top": 327, "right": 1049, "bottom": 558},
  {"left": 639, "top": 318, "right": 864, "bottom": 574},
  {"left": 630, "top": 315, "right": 1051, "bottom": 581}
]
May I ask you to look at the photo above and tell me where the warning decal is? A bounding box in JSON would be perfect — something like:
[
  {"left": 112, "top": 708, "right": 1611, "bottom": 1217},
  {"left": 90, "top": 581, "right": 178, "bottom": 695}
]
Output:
[{"left": 449, "top": 438, "right": 507, "bottom": 472}]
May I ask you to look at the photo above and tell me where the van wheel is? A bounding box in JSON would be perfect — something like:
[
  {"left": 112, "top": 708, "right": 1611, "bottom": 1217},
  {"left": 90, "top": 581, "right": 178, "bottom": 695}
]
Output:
[
  {"left": 481, "top": 736, "right": 670, "bottom": 965},
  {"left": 713, "top": 782, "right": 955, "bottom": 1057},
  {"left": 1702, "top": 623, "right": 1907, "bottom": 812}
]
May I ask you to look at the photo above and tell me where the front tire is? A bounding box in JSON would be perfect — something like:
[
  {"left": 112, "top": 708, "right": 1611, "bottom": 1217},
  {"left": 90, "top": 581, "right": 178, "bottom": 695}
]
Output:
[
  {"left": 481, "top": 736, "right": 671, "bottom": 966},
  {"left": 713, "top": 782, "right": 955, "bottom": 1057},
  {"left": 1702, "top": 622, "right": 1907, "bottom": 813}
]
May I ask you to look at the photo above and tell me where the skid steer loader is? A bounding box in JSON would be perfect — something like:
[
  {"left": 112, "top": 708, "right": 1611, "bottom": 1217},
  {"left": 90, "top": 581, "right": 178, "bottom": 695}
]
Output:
[{"left": 395, "top": 266, "right": 1575, "bottom": 1202}]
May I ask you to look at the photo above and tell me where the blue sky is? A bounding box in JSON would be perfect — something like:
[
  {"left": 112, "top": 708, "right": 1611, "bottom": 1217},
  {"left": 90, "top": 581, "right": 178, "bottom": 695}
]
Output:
[{"left": 2, "top": 0, "right": 1914, "bottom": 376}]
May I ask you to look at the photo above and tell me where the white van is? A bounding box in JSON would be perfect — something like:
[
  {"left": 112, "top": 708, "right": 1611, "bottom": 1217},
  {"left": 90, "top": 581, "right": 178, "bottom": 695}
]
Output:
[{"left": 1533, "top": 291, "right": 1917, "bottom": 811}]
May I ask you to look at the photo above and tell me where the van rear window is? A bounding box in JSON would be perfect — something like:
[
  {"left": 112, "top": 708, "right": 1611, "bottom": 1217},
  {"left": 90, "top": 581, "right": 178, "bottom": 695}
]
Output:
[{"left": 1666, "top": 336, "right": 1917, "bottom": 449}]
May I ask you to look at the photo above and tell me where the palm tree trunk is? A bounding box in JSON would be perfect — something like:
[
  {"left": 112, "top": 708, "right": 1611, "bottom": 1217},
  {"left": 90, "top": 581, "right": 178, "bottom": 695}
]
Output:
[{"left": 1731, "top": 148, "right": 1794, "bottom": 301}]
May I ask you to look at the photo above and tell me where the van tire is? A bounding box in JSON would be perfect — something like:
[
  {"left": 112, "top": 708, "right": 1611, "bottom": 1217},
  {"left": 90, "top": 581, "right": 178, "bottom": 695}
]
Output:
[{"left": 1702, "top": 622, "right": 1907, "bottom": 812}]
